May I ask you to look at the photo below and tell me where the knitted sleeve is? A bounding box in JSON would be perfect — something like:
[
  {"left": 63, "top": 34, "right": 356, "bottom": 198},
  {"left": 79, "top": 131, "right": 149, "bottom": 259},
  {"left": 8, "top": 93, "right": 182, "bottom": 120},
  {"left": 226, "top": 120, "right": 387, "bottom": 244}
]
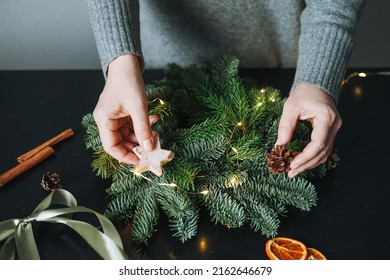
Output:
[
  {"left": 85, "top": 0, "right": 143, "bottom": 76},
  {"left": 292, "top": 0, "right": 366, "bottom": 103}
]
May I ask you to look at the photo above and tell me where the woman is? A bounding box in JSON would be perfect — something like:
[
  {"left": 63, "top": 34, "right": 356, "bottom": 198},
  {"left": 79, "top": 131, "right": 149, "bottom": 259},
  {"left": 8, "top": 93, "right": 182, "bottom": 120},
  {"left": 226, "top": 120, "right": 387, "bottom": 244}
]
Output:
[{"left": 86, "top": 0, "right": 366, "bottom": 177}]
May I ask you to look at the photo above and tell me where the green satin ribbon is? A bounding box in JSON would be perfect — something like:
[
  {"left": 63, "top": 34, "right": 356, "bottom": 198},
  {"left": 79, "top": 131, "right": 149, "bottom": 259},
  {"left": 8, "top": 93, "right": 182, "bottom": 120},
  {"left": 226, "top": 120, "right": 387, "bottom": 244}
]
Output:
[{"left": 0, "top": 189, "right": 128, "bottom": 260}]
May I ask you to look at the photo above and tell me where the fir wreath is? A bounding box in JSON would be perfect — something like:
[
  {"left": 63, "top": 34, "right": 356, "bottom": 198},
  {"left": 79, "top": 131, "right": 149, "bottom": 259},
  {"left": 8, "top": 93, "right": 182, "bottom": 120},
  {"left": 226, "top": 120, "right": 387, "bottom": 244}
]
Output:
[{"left": 82, "top": 55, "right": 329, "bottom": 244}]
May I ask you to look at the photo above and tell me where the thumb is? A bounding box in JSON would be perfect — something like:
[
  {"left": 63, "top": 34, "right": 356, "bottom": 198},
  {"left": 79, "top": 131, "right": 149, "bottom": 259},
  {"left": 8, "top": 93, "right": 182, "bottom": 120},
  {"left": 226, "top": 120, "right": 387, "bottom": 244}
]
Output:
[
  {"left": 276, "top": 106, "right": 299, "bottom": 146},
  {"left": 132, "top": 111, "right": 155, "bottom": 152}
]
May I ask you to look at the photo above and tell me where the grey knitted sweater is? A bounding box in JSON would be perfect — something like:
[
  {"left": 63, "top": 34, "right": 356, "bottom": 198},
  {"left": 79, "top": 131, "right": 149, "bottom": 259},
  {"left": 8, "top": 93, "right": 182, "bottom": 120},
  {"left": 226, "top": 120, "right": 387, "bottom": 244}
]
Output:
[{"left": 86, "top": 0, "right": 365, "bottom": 102}]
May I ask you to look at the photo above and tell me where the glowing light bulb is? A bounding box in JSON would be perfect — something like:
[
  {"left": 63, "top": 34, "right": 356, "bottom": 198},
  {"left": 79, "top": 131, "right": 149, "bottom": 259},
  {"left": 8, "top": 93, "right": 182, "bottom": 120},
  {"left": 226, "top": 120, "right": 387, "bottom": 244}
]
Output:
[
  {"left": 358, "top": 72, "right": 367, "bottom": 78},
  {"left": 260, "top": 88, "right": 266, "bottom": 93},
  {"left": 237, "top": 122, "right": 243, "bottom": 126},
  {"left": 232, "top": 147, "right": 238, "bottom": 153},
  {"left": 257, "top": 102, "right": 263, "bottom": 107},
  {"left": 200, "top": 190, "right": 209, "bottom": 195},
  {"left": 159, "top": 99, "right": 165, "bottom": 105}
]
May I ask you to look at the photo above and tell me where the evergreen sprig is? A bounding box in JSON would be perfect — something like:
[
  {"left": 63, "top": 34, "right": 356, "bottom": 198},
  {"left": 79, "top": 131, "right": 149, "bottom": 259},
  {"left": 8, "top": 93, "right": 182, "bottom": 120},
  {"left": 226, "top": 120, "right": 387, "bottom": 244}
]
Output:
[{"left": 82, "top": 55, "right": 331, "bottom": 244}]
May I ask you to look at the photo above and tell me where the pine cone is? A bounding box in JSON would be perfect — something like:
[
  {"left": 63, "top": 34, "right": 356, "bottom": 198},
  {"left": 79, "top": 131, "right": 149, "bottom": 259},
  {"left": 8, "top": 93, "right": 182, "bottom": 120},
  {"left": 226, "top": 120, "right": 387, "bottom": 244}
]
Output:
[
  {"left": 41, "top": 171, "right": 62, "bottom": 191},
  {"left": 326, "top": 150, "right": 341, "bottom": 170},
  {"left": 266, "top": 145, "right": 298, "bottom": 174}
]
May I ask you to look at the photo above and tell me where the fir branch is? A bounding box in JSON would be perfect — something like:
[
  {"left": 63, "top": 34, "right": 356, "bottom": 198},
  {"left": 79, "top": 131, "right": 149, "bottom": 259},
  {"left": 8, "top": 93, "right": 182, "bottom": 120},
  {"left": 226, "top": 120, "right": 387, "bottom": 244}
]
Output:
[
  {"left": 91, "top": 148, "right": 121, "bottom": 179},
  {"left": 233, "top": 184, "right": 280, "bottom": 237},
  {"left": 174, "top": 135, "right": 225, "bottom": 165},
  {"left": 164, "top": 63, "right": 184, "bottom": 78},
  {"left": 198, "top": 169, "right": 249, "bottom": 190},
  {"left": 81, "top": 113, "right": 101, "bottom": 150},
  {"left": 180, "top": 65, "right": 213, "bottom": 103},
  {"left": 81, "top": 112, "right": 95, "bottom": 128},
  {"left": 131, "top": 187, "right": 159, "bottom": 244},
  {"left": 162, "top": 159, "right": 201, "bottom": 191},
  {"left": 261, "top": 119, "right": 280, "bottom": 152},
  {"left": 180, "top": 65, "right": 234, "bottom": 122},
  {"left": 239, "top": 151, "right": 268, "bottom": 174},
  {"left": 111, "top": 163, "right": 136, "bottom": 181},
  {"left": 169, "top": 212, "right": 199, "bottom": 242},
  {"left": 147, "top": 98, "right": 174, "bottom": 121},
  {"left": 210, "top": 54, "right": 239, "bottom": 95},
  {"left": 152, "top": 116, "right": 179, "bottom": 147},
  {"left": 106, "top": 177, "right": 145, "bottom": 197},
  {"left": 286, "top": 139, "right": 309, "bottom": 152},
  {"left": 154, "top": 186, "right": 199, "bottom": 242},
  {"left": 225, "top": 75, "right": 252, "bottom": 124},
  {"left": 252, "top": 174, "right": 318, "bottom": 211},
  {"left": 146, "top": 84, "right": 175, "bottom": 102},
  {"left": 105, "top": 178, "right": 150, "bottom": 223},
  {"left": 176, "top": 118, "right": 225, "bottom": 141},
  {"left": 203, "top": 189, "right": 245, "bottom": 228},
  {"left": 104, "top": 193, "right": 136, "bottom": 223},
  {"left": 245, "top": 200, "right": 280, "bottom": 237},
  {"left": 201, "top": 92, "right": 235, "bottom": 121},
  {"left": 228, "top": 130, "right": 264, "bottom": 161}
]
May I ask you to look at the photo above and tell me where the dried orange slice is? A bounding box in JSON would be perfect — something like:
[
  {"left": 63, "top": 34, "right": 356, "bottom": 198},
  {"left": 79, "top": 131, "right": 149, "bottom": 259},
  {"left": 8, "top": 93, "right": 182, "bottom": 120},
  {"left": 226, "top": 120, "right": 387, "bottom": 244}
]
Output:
[
  {"left": 265, "top": 237, "right": 307, "bottom": 260},
  {"left": 307, "top": 247, "right": 327, "bottom": 260}
]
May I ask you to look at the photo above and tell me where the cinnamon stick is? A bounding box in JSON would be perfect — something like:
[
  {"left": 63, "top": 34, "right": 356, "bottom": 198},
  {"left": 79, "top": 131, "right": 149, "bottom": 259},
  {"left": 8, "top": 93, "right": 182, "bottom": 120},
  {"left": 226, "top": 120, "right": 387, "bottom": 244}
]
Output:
[
  {"left": 17, "top": 128, "right": 74, "bottom": 163},
  {"left": 0, "top": 146, "right": 55, "bottom": 188}
]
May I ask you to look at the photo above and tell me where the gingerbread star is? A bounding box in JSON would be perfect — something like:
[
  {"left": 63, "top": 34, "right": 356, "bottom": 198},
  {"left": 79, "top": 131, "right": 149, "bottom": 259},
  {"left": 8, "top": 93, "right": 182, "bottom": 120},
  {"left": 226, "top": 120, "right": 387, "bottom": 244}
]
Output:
[{"left": 133, "top": 135, "right": 174, "bottom": 176}]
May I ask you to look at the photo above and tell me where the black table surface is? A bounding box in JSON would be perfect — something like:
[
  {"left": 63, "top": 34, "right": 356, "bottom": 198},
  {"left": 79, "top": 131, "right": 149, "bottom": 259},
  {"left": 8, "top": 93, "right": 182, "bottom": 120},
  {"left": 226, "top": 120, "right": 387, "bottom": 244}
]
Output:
[{"left": 0, "top": 68, "right": 389, "bottom": 260}]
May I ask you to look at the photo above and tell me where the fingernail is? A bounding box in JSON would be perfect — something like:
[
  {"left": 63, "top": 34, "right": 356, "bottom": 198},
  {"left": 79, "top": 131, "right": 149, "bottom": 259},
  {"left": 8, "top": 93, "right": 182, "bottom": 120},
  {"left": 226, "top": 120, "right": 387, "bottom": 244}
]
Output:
[
  {"left": 290, "top": 159, "right": 301, "bottom": 169},
  {"left": 143, "top": 137, "right": 154, "bottom": 152},
  {"left": 290, "top": 163, "right": 299, "bottom": 170},
  {"left": 289, "top": 170, "right": 299, "bottom": 178}
]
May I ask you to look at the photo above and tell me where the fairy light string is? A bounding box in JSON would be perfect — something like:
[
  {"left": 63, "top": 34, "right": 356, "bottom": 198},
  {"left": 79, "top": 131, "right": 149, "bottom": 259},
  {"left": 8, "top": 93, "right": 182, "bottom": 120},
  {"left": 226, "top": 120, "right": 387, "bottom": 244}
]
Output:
[{"left": 342, "top": 71, "right": 390, "bottom": 86}]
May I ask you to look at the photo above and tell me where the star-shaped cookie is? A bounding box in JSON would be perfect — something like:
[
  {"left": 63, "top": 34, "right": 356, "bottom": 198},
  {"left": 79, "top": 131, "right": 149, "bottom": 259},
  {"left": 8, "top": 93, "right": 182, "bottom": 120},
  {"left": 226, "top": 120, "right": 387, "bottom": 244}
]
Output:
[{"left": 133, "top": 135, "right": 174, "bottom": 176}]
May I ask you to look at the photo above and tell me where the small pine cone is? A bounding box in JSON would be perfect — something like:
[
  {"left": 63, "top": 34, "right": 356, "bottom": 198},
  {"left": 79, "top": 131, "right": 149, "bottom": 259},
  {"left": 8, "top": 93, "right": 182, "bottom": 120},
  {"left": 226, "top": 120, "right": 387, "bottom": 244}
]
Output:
[
  {"left": 326, "top": 150, "right": 341, "bottom": 170},
  {"left": 41, "top": 171, "right": 62, "bottom": 191},
  {"left": 266, "top": 145, "right": 298, "bottom": 174}
]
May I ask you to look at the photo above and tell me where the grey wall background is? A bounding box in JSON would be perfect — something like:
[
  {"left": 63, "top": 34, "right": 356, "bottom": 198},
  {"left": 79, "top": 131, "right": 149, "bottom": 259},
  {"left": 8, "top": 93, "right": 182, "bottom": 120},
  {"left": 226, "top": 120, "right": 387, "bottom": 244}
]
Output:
[{"left": 0, "top": 0, "right": 389, "bottom": 70}]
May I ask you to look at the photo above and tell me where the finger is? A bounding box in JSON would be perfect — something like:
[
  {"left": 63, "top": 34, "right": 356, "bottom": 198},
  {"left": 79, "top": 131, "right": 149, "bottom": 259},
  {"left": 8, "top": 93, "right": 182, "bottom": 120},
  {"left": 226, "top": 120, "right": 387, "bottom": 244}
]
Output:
[
  {"left": 120, "top": 114, "right": 158, "bottom": 130},
  {"left": 276, "top": 103, "right": 299, "bottom": 146},
  {"left": 119, "top": 140, "right": 138, "bottom": 155},
  {"left": 121, "top": 131, "right": 138, "bottom": 144},
  {"left": 288, "top": 144, "right": 330, "bottom": 178},
  {"left": 289, "top": 118, "right": 334, "bottom": 176},
  {"left": 96, "top": 117, "right": 121, "bottom": 154},
  {"left": 149, "top": 114, "right": 159, "bottom": 126},
  {"left": 93, "top": 113, "right": 132, "bottom": 162},
  {"left": 104, "top": 137, "right": 140, "bottom": 165},
  {"left": 118, "top": 115, "right": 159, "bottom": 147},
  {"left": 131, "top": 110, "right": 155, "bottom": 152},
  {"left": 118, "top": 127, "right": 159, "bottom": 152},
  {"left": 112, "top": 146, "right": 140, "bottom": 165}
]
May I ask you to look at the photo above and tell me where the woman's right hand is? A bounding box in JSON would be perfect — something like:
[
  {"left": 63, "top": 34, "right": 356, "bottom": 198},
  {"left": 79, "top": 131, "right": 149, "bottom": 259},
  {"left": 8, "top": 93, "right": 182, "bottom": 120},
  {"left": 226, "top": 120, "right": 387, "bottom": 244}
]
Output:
[{"left": 93, "top": 54, "right": 158, "bottom": 165}]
